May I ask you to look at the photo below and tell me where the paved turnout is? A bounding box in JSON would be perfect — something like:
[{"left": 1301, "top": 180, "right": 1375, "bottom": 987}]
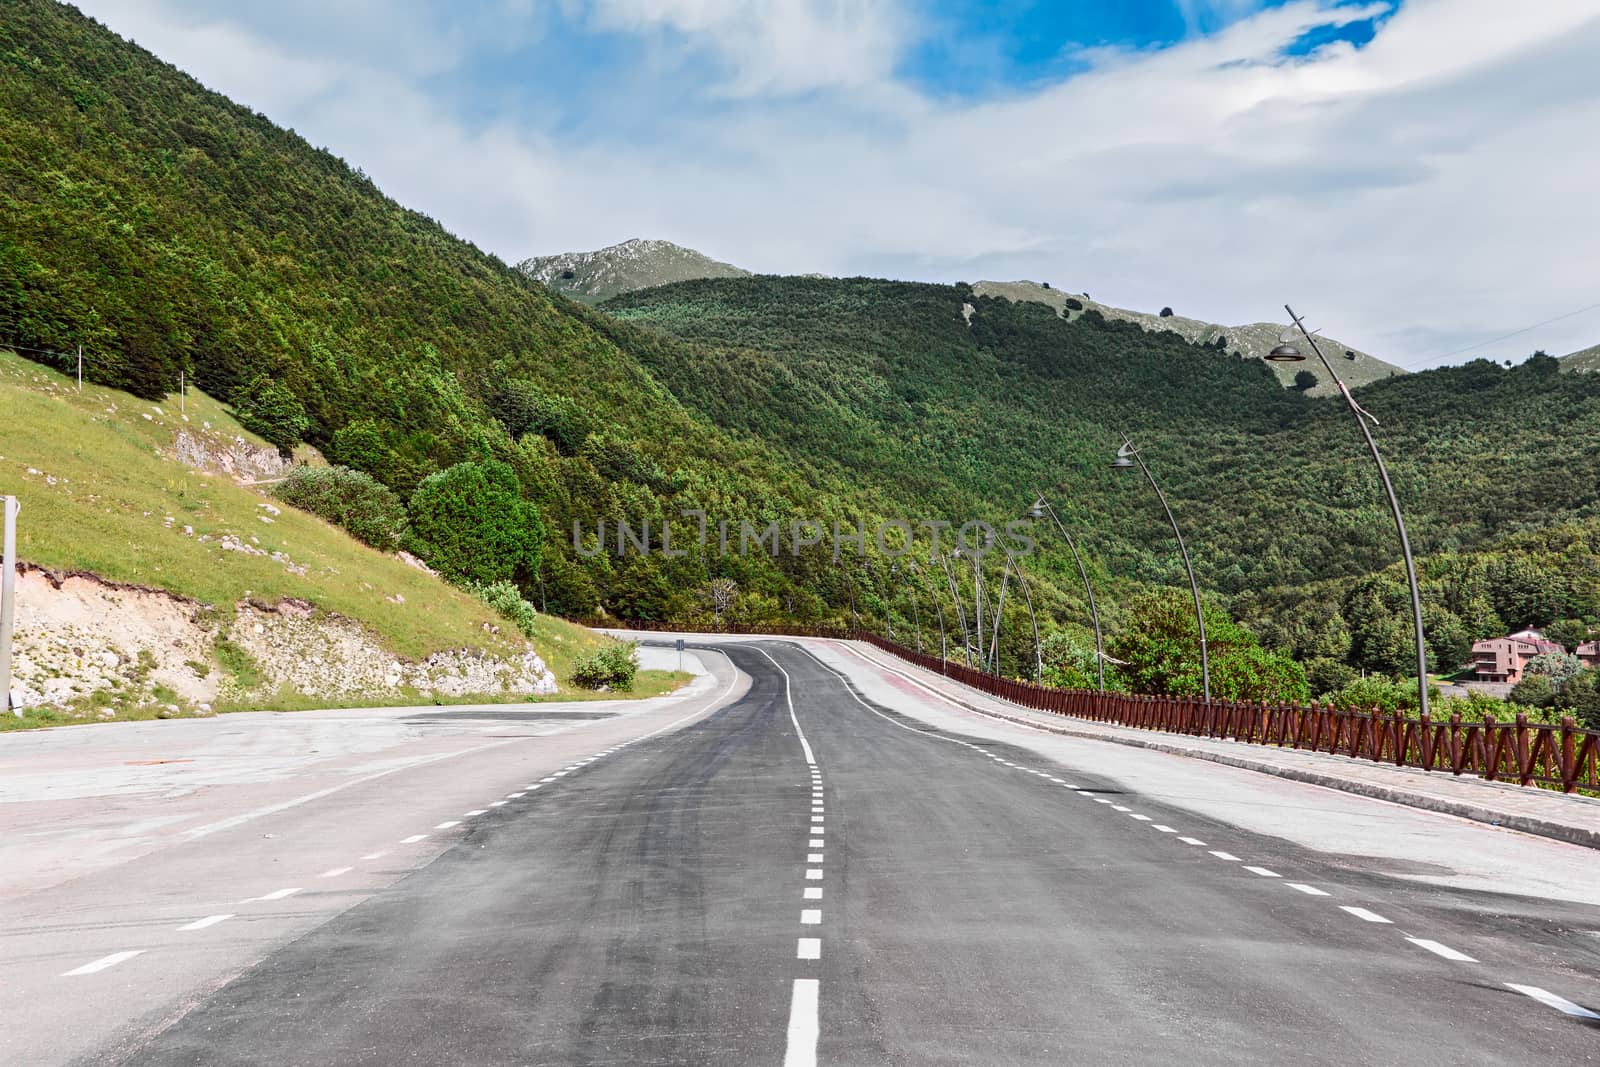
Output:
[{"left": 21, "top": 641, "right": 1600, "bottom": 1063}]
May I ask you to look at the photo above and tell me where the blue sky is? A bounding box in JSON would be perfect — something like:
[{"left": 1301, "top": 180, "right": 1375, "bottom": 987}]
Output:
[{"left": 76, "top": 0, "right": 1600, "bottom": 366}]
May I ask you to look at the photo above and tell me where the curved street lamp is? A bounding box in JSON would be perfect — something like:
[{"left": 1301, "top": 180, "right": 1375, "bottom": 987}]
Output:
[
  {"left": 1267, "top": 304, "right": 1430, "bottom": 718},
  {"left": 982, "top": 531, "right": 1044, "bottom": 682},
  {"left": 935, "top": 551, "right": 975, "bottom": 666},
  {"left": 909, "top": 560, "right": 949, "bottom": 661},
  {"left": 1112, "top": 434, "right": 1211, "bottom": 702},
  {"left": 891, "top": 561, "right": 923, "bottom": 653},
  {"left": 1030, "top": 495, "right": 1106, "bottom": 692}
]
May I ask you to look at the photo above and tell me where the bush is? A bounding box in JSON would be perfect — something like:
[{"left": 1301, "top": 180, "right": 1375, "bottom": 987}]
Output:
[
  {"left": 571, "top": 640, "right": 638, "bottom": 691},
  {"left": 470, "top": 580, "right": 539, "bottom": 639},
  {"left": 232, "top": 373, "right": 309, "bottom": 452},
  {"left": 490, "top": 381, "right": 590, "bottom": 455},
  {"left": 1159, "top": 307, "right": 1174, "bottom": 317},
  {"left": 407, "top": 459, "right": 544, "bottom": 584},
  {"left": 275, "top": 464, "right": 407, "bottom": 551},
  {"left": 1509, "top": 673, "right": 1557, "bottom": 707}
]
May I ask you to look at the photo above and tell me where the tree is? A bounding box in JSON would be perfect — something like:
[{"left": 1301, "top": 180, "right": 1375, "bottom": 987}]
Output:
[
  {"left": 407, "top": 459, "right": 544, "bottom": 585},
  {"left": 1544, "top": 618, "right": 1591, "bottom": 651},
  {"left": 704, "top": 578, "right": 737, "bottom": 625},
  {"left": 1525, "top": 650, "right": 1582, "bottom": 683},
  {"left": 1108, "top": 589, "right": 1308, "bottom": 703},
  {"left": 1159, "top": 307, "right": 1174, "bottom": 318},
  {"left": 1041, "top": 631, "right": 1100, "bottom": 689},
  {"left": 232, "top": 374, "right": 309, "bottom": 453},
  {"left": 1293, "top": 369, "right": 1317, "bottom": 392}
]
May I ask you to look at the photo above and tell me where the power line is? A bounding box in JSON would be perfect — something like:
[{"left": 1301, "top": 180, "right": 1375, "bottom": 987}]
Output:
[{"left": 1419, "top": 299, "right": 1600, "bottom": 365}]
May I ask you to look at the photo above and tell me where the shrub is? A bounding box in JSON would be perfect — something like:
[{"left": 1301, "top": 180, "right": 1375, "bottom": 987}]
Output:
[
  {"left": 470, "top": 579, "right": 538, "bottom": 639},
  {"left": 571, "top": 640, "right": 638, "bottom": 691},
  {"left": 232, "top": 373, "right": 309, "bottom": 452},
  {"left": 490, "top": 381, "right": 590, "bottom": 455},
  {"left": 275, "top": 464, "right": 407, "bottom": 551},
  {"left": 1159, "top": 306, "right": 1174, "bottom": 317},
  {"left": 1293, "top": 369, "right": 1318, "bottom": 392},
  {"left": 407, "top": 459, "right": 544, "bottom": 584}
]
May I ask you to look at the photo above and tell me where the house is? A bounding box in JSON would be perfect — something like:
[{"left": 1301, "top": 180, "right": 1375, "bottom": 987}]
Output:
[
  {"left": 1579, "top": 640, "right": 1600, "bottom": 670},
  {"left": 1471, "top": 628, "right": 1564, "bottom": 683}
]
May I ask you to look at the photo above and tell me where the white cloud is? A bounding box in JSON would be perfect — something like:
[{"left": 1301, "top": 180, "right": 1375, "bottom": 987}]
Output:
[{"left": 70, "top": 0, "right": 1600, "bottom": 366}]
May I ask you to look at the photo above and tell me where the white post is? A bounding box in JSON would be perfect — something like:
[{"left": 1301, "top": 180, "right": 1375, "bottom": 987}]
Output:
[
  {"left": 76, "top": 345, "right": 82, "bottom": 392},
  {"left": 1, "top": 496, "right": 18, "bottom": 715},
  {"left": 180, "top": 369, "right": 186, "bottom": 415}
]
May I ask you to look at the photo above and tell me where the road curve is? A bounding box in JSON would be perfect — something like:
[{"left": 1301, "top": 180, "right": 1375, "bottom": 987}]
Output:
[{"left": 77, "top": 641, "right": 1600, "bottom": 1063}]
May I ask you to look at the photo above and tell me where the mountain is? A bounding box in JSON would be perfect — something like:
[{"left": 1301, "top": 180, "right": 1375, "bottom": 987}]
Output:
[
  {"left": 970, "top": 280, "right": 1407, "bottom": 396},
  {"left": 518, "top": 239, "right": 750, "bottom": 303},
  {"left": 1561, "top": 343, "right": 1600, "bottom": 373}
]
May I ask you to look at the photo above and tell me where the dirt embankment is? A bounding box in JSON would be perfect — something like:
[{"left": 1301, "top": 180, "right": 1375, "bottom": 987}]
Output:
[{"left": 8, "top": 565, "right": 556, "bottom": 716}]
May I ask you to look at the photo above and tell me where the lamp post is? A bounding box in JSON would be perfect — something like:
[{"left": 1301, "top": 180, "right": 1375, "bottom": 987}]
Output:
[
  {"left": 935, "top": 551, "right": 974, "bottom": 665},
  {"left": 1030, "top": 496, "right": 1106, "bottom": 692},
  {"left": 992, "top": 538, "right": 1044, "bottom": 682},
  {"left": 1267, "top": 304, "right": 1429, "bottom": 718},
  {"left": 909, "top": 561, "right": 947, "bottom": 661},
  {"left": 892, "top": 561, "right": 923, "bottom": 652},
  {"left": 1112, "top": 434, "right": 1210, "bottom": 702}
]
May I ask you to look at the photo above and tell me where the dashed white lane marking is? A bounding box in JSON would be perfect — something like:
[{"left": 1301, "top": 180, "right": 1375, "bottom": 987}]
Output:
[
  {"left": 464, "top": 809, "right": 488, "bottom": 817},
  {"left": 1110, "top": 805, "right": 1131, "bottom": 812},
  {"left": 804, "top": 887, "right": 823, "bottom": 900},
  {"left": 797, "top": 938, "right": 821, "bottom": 960},
  {"left": 177, "top": 914, "right": 233, "bottom": 931},
  {"left": 1128, "top": 814, "right": 1153, "bottom": 822},
  {"left": 488, "top": 801, "right": 507, "bottom": 807},
  {"left": 811, "top": 816, "right": 825, "bottom": 823},
  {"left": 1243, "top": 866, "right": 1281, "bottom": 878},
  {"left": 552, "top": 771, "right": 569, "bottom": 777},
  {"left": 807, "top": 853, "right": 824, "bottom": 863},
  {"left": 1407, "top": 938, "right": 1477, "bottom": 962},
  {"left": 785, "top": 978, "right": 821, "bottom": 1067},
  {"left": 1340, "top": 906, "right": 1392, "bottom": 924},
  {"left": 1178, "top": 837, "right": 1207, "bottom": 846},
  {"left": 360, "top": 852, "right": 386, "bottom": 860},
  {"left": 1287, "top": 883, "right": 1329, "bottom": 896},
  {"left": 1094, "top": 799, "right": 1113, "bottom": 805},
  {"left": 755, "top": 647, "right": 817, "bottom": 765},
  {"left": 320, "top": 866, "right": 353, "bottom": 878},
  {"left": 809, "top": 838, "right": 824, "bottom": 847},
  {"left": 801, "top": 909, "right": 822, "bottom": 925},
  {"left": 1078, "top": 791, "right": 1094, "bottom": 797},
  {"left": 506, "top": 792, "right": 526, "bottom": 798},
  {"left": 806, "top": 869, "right": 823, "bottom": 880},
  {"left": 63, "top": 950, "right": 143, "bottom": 976},
  {"left": 401, "top": 834, "right": 429, "bottom": 843},
  {"left": 1505, "top": 984, "right": 1600, "bottom": 1019},
  {"left": 540, "top": 776, "right": 557, "bottom": 783},
  {"left": 434, "top": 821, "right": 461, "bottom": 830},
  {"left": 247, "top": 887, "right": 300, "bottom": 902},
  {"left": 1209, "top": 851, "right": 1242, "bottom": 862},
  {"left": 1153, "top": 825, "right": 1177, "bottom": 833}
]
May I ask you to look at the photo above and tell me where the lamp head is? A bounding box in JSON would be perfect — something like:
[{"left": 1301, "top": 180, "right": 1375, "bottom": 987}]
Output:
[
  {"left": 1027, "top": 497, "right": 1047, "bottom": 519},
  {"left": 1110, "top": 440, "right": 1138, "bottom": 470},
  {"left": 1266, "top": 343, "right": 1306, "bottom": 362}
]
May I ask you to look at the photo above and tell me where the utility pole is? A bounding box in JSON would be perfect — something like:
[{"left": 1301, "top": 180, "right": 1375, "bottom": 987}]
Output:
[{"left": 1, "top": 496, "right": 19, "bottom": 715}]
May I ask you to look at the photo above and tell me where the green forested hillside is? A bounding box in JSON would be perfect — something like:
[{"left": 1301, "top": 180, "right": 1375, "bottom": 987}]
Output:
[
  {"left": 4, "top": 0, "right": 1598, "bottom": 699},
  {"left": 604, "top": 277, "right": 1600, "bottom": 685}
]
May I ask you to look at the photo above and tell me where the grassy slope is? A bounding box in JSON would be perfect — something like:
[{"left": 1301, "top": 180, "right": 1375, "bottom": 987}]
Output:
[{"left": 0, "top": 349, "right": 603, "bottom": 675}]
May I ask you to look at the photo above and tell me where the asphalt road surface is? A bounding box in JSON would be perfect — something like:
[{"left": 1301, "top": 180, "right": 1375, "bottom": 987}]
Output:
[{"left": 11, "top": 640, "right": 1600, "bottom": 1064}]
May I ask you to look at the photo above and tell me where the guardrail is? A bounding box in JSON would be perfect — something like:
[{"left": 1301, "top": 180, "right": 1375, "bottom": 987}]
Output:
[{"left": 855, "top": 632, "right": 1600, "bottom": 795}]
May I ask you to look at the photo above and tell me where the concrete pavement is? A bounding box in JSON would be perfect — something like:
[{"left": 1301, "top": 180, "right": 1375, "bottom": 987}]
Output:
[{"left": 6, "top": 637, "right": 1600, "bottom": 1063}]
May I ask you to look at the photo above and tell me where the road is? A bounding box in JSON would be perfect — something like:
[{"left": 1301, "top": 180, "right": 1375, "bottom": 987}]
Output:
[{"left": 5, "top": 640, "right": 1600, "bottom": 1064}]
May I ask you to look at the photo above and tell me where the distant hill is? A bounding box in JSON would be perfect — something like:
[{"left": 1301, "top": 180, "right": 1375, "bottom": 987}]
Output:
[
  {"left": 1561, "top": 343, "right": 1600, "bottom": 373},
  {"left": 971, "top": 280, "right": 1406, "bottom": 396},
  {"left": 518, "top": 239, "right": 749, "bottom": 303}
]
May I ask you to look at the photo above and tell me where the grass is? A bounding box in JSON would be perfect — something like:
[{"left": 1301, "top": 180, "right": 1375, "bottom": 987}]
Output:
[{"left": 0, "top": 349, "right": 656, "bottom": 726}]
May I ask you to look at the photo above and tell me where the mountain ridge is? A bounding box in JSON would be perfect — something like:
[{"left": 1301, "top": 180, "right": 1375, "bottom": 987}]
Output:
[{"left": 518, "top": 239, "right": 749, "bottom": 303}]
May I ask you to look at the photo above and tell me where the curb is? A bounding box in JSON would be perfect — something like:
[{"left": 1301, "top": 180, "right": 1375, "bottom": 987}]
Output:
[{"left": 848, "top": 644, "right": 1600, "bottom": 852}]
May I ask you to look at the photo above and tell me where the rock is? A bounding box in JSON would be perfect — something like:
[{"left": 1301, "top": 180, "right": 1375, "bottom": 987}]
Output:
[
  {"left": 98, "top": 708, "right": 116, "bottom": 719},
  {"left": 156, "top": 707, "right": 176, "bottom": 719}
]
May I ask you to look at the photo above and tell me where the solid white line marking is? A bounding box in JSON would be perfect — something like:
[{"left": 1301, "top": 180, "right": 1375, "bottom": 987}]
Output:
[
  {"left": 797, "top": 937, "right": 821, "bottom": 960},
  {"left": 804, "top": 887, "right": 822, "bottom": 900},
  {"left": 1505, "top": 984, "right": 1600, "bottom": 1019},
  {"left": 401, "top": 834, "right": 429, "bottom": 843},
  {"left": 784, "top": 978, "right": 820, "bottom": 1067},
  {"left": 755, "top": 647, "right": 816, "bottom": 765},
  {"left": 63, "top": 950, "right": 142, "bottom": 976},
  {"left": 806, "top": 869, "right": 823, "bottom": 880},
  {"left": 360, "top": 852, "right": 386, "bottom": 860},
  {"left": 464, "top": 809, "right": 488, "bottom": 817},
  {"left": 809, "top": 838, "right": 824, "bottom": 847},
  {"left": 1340, "top": 906, "right": 1392, "bottom": 924},
  {"left": 1178, "top": 837, "right": 1207, "bottom": 846},
  {"left": 1243, "top": 866, "right": 1281, "bottom": 878},
  {"left": 1128, "top": 813, "right": 1153, "bottom": 821},
  {"left": 801, "top": 909, "right": 822, "bottom": 924},
  {"left": 1287, "top": 883, "right": 1329, "bottom": 896},
  {"left": 249, "top": 887, "right": 300, "bottom": 902},
  {"left": 1208, "top": 851, "right": 1242, "bottom": 862},
  {"left": 1407, "top": 938, "right": 1477, "bottom": 962},
  {"left": 807, "top": 853, "right": 824, "bottom": 863},
  {"left": 320, "top": 866, "right": 352, "bottom": 878},
  {"left": 434, "top": 821, "right": 461, "bottom": 830},
  {"left": 1153, "top": 825, "right": 1177, "bottom": 833},
  {"left": 178, "top": 914, "right": 233, "bottom": 931}
]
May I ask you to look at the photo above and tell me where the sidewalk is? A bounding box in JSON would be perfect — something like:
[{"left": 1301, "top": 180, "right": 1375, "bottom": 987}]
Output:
[{"left": 841, "top": 640, "right": 1600, "bottom": 851}]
